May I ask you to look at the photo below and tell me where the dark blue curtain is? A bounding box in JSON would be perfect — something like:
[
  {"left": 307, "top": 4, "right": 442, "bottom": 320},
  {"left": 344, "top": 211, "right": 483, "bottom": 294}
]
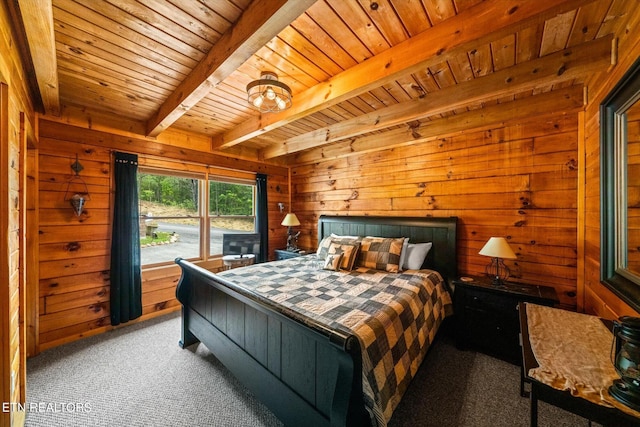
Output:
[
  {"left": 256, "top": 173, "right": 268, "bottom": 263},
  {"left": 110, "top": 152, "right": 142, "bottom": 326}
]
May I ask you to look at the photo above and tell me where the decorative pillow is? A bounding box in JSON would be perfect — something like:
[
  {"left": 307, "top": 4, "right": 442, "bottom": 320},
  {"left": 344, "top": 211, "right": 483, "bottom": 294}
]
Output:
[
  {"left": 356, "top": 237, "right": 405, "bottom": 273},
  {"left": 316, "top": 236, "right": 333, "bottom": 259},
  {"left": 403, "top": 242, "right": 433, "bottom": 270},
  {"left": 323, "top": 253, "right": 343, "bottom": 271},
  {"left": 317, "top": 237, "right": 360, "bottom": 260},
  {"left": 326, "top": 241, "right": 360, "bottom": 271}
]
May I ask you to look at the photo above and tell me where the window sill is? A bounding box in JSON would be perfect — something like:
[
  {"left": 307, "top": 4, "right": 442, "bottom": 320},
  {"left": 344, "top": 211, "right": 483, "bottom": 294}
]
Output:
[{"left": 602, "top": 273, "right": 640, "bottom": 314}]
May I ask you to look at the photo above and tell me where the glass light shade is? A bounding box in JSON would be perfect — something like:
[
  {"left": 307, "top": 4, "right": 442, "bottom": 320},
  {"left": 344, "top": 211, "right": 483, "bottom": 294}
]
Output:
[
  {"left": 69, "top": 194, "right": 86, "bottom": 217},
  {"left": 478, "top": 237, "right": 517, "bottom": 259},
  {"left": 281, "top": 213, "right": 300, "bottom": 227},
  {"left": 265, "top": 86, "right": 276, "bottom": 100},
  {"left": 246, "top": 71, "right": 292, "bottom": 113},
  {"left": 252, "top": 95, "right": 264, "bottom": 108}
]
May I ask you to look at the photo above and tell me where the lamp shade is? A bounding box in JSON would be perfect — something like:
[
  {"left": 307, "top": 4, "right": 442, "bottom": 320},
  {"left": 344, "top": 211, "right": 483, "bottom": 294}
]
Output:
[
  {"left": 281, "top": 213, "right": 300, "bottom": 227},
  {"left": 478, "top": 237, "right": 517, "bottom": 259}
]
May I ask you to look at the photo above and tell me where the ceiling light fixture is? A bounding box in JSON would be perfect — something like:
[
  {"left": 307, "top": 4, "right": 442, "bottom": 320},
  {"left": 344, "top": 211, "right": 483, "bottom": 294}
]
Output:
[{"left": 246, "top": 71, "right": 292, "bottom": 113}]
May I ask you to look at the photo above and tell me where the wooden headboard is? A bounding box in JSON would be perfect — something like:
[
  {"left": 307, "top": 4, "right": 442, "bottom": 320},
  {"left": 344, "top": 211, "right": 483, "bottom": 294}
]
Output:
[{"left": 317, "top": 215, "right": 458, "bottom": 284}]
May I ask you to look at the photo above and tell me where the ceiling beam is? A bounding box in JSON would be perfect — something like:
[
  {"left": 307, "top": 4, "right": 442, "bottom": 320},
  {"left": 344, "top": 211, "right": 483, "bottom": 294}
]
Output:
[
  {"left": 262, "top": 35, "right": 611, "bottom": 159},
  {"left": 16, "top": 0, "right": 59, "bottom": 116},
  {"left": 289, "top": 85, "right": 585, "bottom": 165},
  {"left": 212, "top": 0, "right": 598, "bottom": 150},
  {"left": 145, "top": 0, "right": 317, "bottom": 137}
]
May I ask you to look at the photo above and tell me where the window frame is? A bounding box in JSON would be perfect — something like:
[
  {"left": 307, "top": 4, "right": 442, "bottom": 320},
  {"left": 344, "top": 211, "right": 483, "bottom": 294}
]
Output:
[
  {"left": 138, "top": 168, "right": 205, "bottom": 268},
  {"left": 208, "top": 175, "right": 257, "bottom": 258},
  {"left": 600, "top": 56, "right": 640, "bottom": 312},
  {"left": 138, "top": 165, "right": 257, "bottom": 269}
]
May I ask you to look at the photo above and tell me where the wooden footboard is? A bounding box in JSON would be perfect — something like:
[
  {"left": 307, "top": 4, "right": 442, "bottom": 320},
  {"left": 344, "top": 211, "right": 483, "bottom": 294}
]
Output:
[{"left": 175, "top": 258, "right": 370, "bottom": 427}]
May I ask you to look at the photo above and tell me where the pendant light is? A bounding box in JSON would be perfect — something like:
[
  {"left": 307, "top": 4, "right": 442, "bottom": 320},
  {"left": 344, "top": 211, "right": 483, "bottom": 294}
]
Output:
[{"left": 246, "top": 71, "right": 292, "bottom": 113}]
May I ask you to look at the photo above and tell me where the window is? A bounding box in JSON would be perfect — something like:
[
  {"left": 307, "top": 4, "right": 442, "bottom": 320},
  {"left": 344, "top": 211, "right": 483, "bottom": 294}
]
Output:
[
  {"left": 137, "top": 170, "right": 256, "bottom": 267},
  {"left": 209, "top": 179, "right": 256, "bottom": 256},
  {"left": 601, "top": 57, "right": 640, "bottom": 312},
  {"left": 138, "top": 172, "right": 202, "bottom": 266}
]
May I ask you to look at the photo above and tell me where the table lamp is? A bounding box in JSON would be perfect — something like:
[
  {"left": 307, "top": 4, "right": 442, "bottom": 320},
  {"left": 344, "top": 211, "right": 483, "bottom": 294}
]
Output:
[
  {"left": 281, "top": 213, "right": 301, "bottom": 251},
  {"left": 478, "top": 237, "right": 517, "bottom": 286}
]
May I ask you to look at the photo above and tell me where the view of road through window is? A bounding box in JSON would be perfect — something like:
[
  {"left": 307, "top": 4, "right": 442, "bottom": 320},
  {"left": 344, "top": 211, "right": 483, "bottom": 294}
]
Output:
[
  {"left": 138, "top": 172, "right": 255, "bottom": 266},
  {"left": 140, "top": 216, "right": 254, "bottom": 265}
]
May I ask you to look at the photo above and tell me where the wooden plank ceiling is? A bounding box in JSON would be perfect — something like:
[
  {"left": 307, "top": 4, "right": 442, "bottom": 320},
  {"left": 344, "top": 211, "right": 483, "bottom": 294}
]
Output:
[{"left": 19, "top": 0, "right": 631, "bottom": 164}]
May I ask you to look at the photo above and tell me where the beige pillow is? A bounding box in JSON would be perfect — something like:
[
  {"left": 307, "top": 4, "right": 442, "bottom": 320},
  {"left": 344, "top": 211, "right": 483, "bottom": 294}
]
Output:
[
  {"left": 356, "top": 236, "right": 405, "bottom": 273},
  {"left": 323, "top": 253, "right": 343, "bottom": 271},
  {"left": 327, "top": 241, "right": 360, "bottom": 271},
  {"left": 317, "top": 236, "right": 360, "bottom": 260}
]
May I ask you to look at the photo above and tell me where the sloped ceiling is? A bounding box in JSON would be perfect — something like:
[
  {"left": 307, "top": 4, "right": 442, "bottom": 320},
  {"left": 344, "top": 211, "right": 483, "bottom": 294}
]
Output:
[{"left": 15, "top": 0, "right": 631, "bottom": 164}]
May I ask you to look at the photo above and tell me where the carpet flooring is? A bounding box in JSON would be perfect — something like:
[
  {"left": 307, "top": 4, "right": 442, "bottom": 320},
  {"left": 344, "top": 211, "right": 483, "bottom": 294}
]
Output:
[{"left": 25, "top": 312, "right": 596, "bottom": 427}]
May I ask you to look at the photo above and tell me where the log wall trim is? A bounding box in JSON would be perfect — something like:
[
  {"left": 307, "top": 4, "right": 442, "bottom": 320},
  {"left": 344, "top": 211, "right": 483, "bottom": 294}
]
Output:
[{"left": 0, "top": 80, "right": 12, "bottom": 427}]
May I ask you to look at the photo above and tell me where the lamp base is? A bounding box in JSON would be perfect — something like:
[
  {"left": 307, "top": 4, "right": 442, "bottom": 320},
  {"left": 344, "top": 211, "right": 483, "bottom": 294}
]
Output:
[
  {"left": 610, "top": 379, "right": 640, "bottom": 412},
  {"left": 490, "top": 276, "right": 505, "bottom": 286},
  {"left": 286, "top": 226, "right": 300, "bottom": 252},
  {"left": 485, "top": 257, "right": 510, "bottom": 286}
]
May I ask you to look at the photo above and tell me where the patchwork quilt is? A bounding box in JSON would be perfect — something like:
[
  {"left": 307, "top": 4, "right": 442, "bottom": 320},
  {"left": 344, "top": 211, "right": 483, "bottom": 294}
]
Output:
[{"left": 217, "top": 255, "right": 453, "bottom": 426}]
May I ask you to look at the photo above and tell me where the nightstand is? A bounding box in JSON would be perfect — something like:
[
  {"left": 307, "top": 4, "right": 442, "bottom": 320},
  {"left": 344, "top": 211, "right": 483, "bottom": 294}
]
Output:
[
  {"left": 274, "top": 249, "right": 308, "bottom": 260},
  {"left": 453, "top": 275, "right": 559, "bottom": 365}
]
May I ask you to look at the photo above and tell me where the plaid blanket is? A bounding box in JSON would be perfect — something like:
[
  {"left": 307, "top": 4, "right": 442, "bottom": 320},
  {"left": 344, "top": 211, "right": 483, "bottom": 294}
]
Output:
[{"left": 217, "top": 255, "right": 452, "bottom": 426}]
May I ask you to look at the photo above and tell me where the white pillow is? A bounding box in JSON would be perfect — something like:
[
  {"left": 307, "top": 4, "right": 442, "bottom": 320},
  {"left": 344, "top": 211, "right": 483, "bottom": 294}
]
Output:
[
  {"left": 398, "top": 238, "right": 410, "bottom": 271},
  {"left": 403, "top": 242, "right": 433, "bottom": 270},
  {"left": 330, "top": 233, "right": 359, "bottom": 240}
]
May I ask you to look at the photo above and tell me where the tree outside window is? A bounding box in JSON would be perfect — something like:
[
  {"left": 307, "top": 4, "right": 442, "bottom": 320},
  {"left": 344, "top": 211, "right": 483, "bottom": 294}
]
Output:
[
  {"left": 137, "top": 172, "right": 256, "bottom": 266},
  {"left": 209, "top": 179, "right": 255, "bottom": 256}
]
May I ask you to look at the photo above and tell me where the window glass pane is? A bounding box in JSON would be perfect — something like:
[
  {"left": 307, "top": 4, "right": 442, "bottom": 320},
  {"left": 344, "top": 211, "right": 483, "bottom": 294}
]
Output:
[
  {"left": 138, "top": 172, "right": 201, "bottom": 265},
  {"left": 209, "top": 180, "right": 255, "bottom": 256}
]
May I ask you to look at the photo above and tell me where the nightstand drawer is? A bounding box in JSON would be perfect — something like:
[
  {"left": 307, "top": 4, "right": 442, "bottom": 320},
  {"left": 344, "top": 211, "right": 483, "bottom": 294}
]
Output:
[{"left": 463, "top": 289, "right": 518, "bottom": 315}]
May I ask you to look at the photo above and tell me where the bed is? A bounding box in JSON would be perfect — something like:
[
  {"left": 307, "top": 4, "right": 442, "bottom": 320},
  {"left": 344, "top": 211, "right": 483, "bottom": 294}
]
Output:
[{"left": 175, "top": 215, "right": 457, "bottom": 427}]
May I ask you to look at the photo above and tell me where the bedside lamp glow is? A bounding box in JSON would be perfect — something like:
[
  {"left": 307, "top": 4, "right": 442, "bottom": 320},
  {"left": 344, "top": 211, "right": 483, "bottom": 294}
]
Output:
[
  {"left": 281, "top": 213, "right": 301, "bottom": 251},
  {"left": 479, "top": 237, "right": 517, "bottom": 286}
]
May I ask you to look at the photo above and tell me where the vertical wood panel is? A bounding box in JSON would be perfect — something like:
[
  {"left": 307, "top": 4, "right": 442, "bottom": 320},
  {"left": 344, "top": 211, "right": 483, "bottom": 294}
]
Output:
[
  {"left": 267, "top": 316, "right": 282, "bottom": 377},
  {"left": 244, "top": 306, "right": 268, "bottom": 365},
  {"left": 315, "top": 344, "right": 338, "bottom": 416},
  {"left": 226, "top": 297, "right": 245, "bottom": 347},
  {"left": 0, "top": 78, "right": 12, "bottom": 427},
  {"left": 26, "top": 149, "right": 38, "bottom": 357},
  {"left": 211, "top": 288, "right": 227, "bottom": 333},
  {"left": 281, "top": 324, "right": 317, "bottom": 405}
]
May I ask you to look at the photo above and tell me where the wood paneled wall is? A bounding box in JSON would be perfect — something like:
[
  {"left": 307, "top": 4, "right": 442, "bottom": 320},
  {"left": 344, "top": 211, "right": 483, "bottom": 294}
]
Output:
[
  {"left": 291, "top": 113, "right": 580, "bottom": 310},
  {"left": 0, "top": 1, "right": 37, "bottom": 425},
  {"left": 582, "top": 11, "right": 640, "bottom": 319},
  {"left": 35, "top": 119, "right": 289, "bottom": 351},
  {"left": 37, "top": 141, "right": 112, "bottom": 349}
]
